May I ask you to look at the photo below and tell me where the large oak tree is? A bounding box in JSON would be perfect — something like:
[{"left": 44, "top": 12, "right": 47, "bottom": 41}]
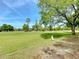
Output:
[{"left": 39, "top": 0, "right": 79, "bottom": 35}]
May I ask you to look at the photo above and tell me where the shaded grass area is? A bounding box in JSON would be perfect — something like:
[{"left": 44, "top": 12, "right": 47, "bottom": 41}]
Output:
[{"left": 41, "top": 32, "right": 72, "bottom": 39}]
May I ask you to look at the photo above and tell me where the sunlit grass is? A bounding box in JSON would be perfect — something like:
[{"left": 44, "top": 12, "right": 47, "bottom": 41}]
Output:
[
  {"left": 0, "top": 31, "right": 74, "bottom": 57},
  {"left": 0, "top": 32, "right": 52, "bottom": 55}
]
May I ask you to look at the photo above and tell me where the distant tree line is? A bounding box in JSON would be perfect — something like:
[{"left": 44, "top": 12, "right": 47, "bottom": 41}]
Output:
[
  {"left": 22, "top": 17, "right": 79, "bottom": 32},
  {"left": 0, "top": 24, "right": 14, "bottom": 32},
  {"left": 0, "top": 18, "right": 79, "bottom": 32}
]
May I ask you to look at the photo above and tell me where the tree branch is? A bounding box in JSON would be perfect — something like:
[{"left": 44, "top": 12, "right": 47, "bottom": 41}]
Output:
[
  {"left": 71, "top": 4, "right": 77, "bottom": 13},
  {"left": 55, "top": 8, "right": 72, "bottom": 25},
  {"left": 71, "top": 4, "right": 79, "bottom": 25}
]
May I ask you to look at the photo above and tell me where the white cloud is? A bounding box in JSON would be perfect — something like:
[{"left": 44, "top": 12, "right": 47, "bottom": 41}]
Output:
[
  {"left": 0, "top": 0, "right": 39, "bottom": 19},
  {"left": 1, "top": 0, "right": 35, "bottom": 17}
]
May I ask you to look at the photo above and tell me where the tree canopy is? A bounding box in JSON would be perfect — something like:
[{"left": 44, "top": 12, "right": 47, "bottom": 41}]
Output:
[{"left": 38, "top": 0, "right": 79, "bottom": 35}]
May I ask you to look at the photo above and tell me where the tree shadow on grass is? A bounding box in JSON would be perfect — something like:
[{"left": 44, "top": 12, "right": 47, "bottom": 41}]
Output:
[{"left": 41, "top": 32, "right": 71, "bottom": 39}]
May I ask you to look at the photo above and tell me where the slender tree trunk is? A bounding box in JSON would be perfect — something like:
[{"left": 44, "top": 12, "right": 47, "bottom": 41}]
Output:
[
  {"left": 71, "top": 25, "right": 76, "bottom": 35},
  {"left": 49, "top": 25, "right": 52, "bottom": 31}
]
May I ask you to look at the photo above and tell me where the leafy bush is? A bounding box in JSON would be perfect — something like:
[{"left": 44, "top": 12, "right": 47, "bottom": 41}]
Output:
[{"left": 41, "top": 32, "right": 71, "bottom": 39}]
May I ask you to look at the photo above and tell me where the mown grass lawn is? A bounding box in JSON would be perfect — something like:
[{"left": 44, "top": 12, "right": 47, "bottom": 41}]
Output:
[
  {"left": 0, "top": 32, "right": 53, "bottom": 55},
  {"left": 0, "top": 31, "right": 73, "bottom": 59}
]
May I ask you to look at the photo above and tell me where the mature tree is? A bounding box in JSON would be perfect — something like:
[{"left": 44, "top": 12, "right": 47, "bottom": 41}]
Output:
[
  {"left": 26, "top": 17, "right": 30, "bottom": 24},
  {"left": 32, "top": 20, "right": 38, "bottom": 31},
  {"left": 39, "top": 0, "right": 79, "bottom": 35},
  {"left": 32, "top": 20, "right": 41, "bottom": 31},
  {"left": 7, "top": 25, "right": 14, "bottom": 31},
  {"left": 1, "top": 24, "right": 14, "bottom": 31},
  {"left": 26, "top": 17, "right": 30, "bottom": 31},
  {"left": 1, "top": 24, "right": 8, "bottom": 31},
  {"left": 48, "top": 25, "right": 52, "bottom": 31},
  {"left": 23, "top": 24, "right": 29, "bottom": 31}
]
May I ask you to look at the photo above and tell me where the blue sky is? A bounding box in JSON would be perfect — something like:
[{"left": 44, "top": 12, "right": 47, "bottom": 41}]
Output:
[{"left": 0, "top": 0, "right": 40, "bottom": 28}]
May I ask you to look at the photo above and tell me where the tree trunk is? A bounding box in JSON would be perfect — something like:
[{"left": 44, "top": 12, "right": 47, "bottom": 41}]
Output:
[
  {"left": 44, "top": 25, "right": 47, "bottom": 31},
  {"left": 71, "top": 25, "right": 76, "bottom": 35}
]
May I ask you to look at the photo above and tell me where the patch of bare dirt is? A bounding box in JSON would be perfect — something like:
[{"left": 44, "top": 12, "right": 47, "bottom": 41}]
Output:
[{"left": 33, "top": 36, "right": 79, "bottom": 59}]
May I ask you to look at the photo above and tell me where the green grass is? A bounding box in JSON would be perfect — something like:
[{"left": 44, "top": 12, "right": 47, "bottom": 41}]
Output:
[
  {"left": 0, "top": 32, "right": 52, "bottom": 55},
  {"left": 0, "top": 31, "right": 73, "bottom": 59}
]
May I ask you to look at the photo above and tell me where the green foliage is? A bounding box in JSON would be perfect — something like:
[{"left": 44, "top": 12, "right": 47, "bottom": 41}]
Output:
[
  {"left": 1, "top": 24, "right": 14, "bottom": 31},
  {"left": 39, "top": 0, "right": 74, "bottom": 17},
  {"left": 32, "top": 20, "right": 45, "bottom": 31},
  {"left": 76, "top": 19, "right": 79, "bottom": 26},
  {"left": 23, "top": 24, "right": 29, "bottom": 31},
  {"left": 32, "top": 25, "right": 39, "bottom": 31},
  {"left": 7, "top": 25, "right": 14, "bottom": 31},
  {"left": 23, "top": 17, "right": 30, "bottom": 32},
  {"left": 48, "top": 25, "right": 52, "bottom": 31},
  {"left": 38, "top": 0, "right": 73, "bottom": 31},
  {"left": 26, "top": 17, "right": 30, "bottom": 24},
  {"left": 39, "top": 0, "right": 79, "bottom": 35},
  {"left": 33, "top": 20, "right": 39, "bottom": 31},
  {"left": 41, "top": 32, "right": 71, "bottom": 39},
  {"left": 1, "top": 24, "right": 8, "bottom": 31}
]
